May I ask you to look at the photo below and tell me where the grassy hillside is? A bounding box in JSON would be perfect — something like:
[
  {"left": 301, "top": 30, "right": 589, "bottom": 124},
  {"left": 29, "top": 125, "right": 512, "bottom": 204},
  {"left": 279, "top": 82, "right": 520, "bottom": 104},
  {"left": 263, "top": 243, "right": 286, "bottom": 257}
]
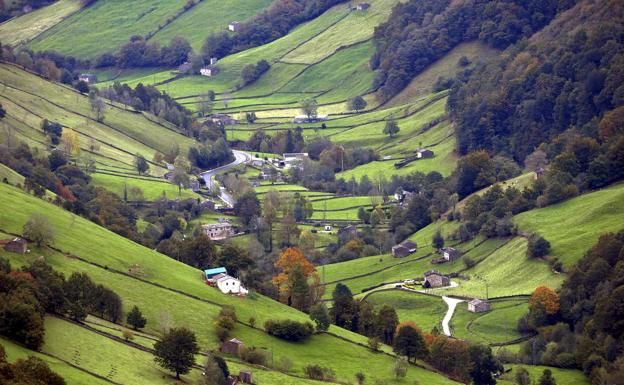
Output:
[
  {"left": 0, "top": 0, "right": 82, "bottom": 46},
  {"left": 0, "top": 63, "right": 195, "bottom": 176},
  {"left": 514, "top": 183, "right": 624, "bottom": 267},
  {"left": 450, "top": 299, "right": 529, "bottom": 344},
  {"left": 0, "top": 183, "right": 457, "bottom": 385},
  {"left": 364, "top": 290, "right": 446, "bottom": 332},
  {"left": 90, "top": 172, "right": 203, "bottom": 202}
]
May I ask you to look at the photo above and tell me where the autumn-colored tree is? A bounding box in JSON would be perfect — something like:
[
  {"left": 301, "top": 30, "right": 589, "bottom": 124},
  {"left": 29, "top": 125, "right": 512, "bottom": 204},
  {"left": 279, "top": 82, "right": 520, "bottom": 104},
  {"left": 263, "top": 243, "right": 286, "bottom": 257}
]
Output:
[
  {"left": 529, "top": 286, "right": 560, "bottom": 315},
  {"left": 273, "top": 247, "right": 317, "bottom": 305},
  {"left": 395, "top": 321, "right": 422, "bottom": 336},
  {"left": 55, "top": 179, "right": 76, "bottom": 202},
  {"left": 598, "top": 106, "right": 624, "bottom": 141},
  {"left": 60, "top": 128, "right": 80, "bottom": 157}
]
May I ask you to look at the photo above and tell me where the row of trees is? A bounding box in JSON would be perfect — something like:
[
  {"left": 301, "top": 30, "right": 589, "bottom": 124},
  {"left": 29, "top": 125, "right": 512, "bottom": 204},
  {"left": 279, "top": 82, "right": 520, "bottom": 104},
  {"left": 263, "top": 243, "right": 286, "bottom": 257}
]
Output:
[{"left": 0, "top": 257, "right": 122, "bottom": 350}]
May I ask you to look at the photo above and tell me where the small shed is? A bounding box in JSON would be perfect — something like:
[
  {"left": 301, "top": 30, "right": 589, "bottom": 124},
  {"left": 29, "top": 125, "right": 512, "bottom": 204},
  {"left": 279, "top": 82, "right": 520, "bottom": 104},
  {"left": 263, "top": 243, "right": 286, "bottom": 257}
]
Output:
[
  {"left": 2, "top": 237, "right": 28, "bottom": 254},
  {"left": 211, "top": 114, "right": 237, "bottom": 125},
  {"left": 210, "top": 57, "right": 218, "bottom": 66},
  {"left": 78, "top": 74, "right": 97, "bottom": 84},
  {"left": 441, "top": 247, "right": 461, "bottom": 261},
  {"left": 324, "top": 225, "right": 332, "bottom": 232},
  {"left": 220, "top": 338, "right": 244, "bottom": 355},
  {"left": 392, "top": 244, "right": 411, "bottom": 258},
  {"left": 239, "top": 370, "right": 253, "bottom": 384},
  {"left": 200, "top": 67, "right": 219, "bottom": 77},
  {"left": 424, "top": 270, "right": 450, "bottom": 288},
  {"left": 402, "top": 240, "right": 417, "bottom": 253},
  {"left": 228, "top": 21, "right": 241, "bottom": 32},
  {"left": 356, "top": 2, "right": 370, "bottom": 10},
  {"left": 416, "top": 149, "right": 434, "bottom": 159},
  {"left": 468, "top": 299, "right": 491, "bottom": 313}
]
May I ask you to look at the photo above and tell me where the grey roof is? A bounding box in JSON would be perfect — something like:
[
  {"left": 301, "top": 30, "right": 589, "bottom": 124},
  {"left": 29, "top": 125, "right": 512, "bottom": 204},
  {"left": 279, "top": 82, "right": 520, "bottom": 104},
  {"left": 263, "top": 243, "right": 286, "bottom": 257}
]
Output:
[
  {"left": 424, "top": 270, "right": 443, "bottom": 277},
  {"left": 469, "top": 298, "right": 487, "bottom": 306},
  {"left": 216, "top": 274, "right": 238, "bottom": 283},
  {"left": 402, "top": 240, "right": 417, "bottom": 249}
]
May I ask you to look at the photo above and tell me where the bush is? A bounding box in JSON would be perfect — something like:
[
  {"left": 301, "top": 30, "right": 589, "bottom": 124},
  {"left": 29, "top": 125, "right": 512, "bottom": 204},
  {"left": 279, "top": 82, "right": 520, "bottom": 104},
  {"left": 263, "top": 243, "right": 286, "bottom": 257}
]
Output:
[
  {"left": 264, "top": 319, "right": 314, "bottom": 342},
  {"left": 304, "top": 364, "right": 336, "bottom": 381},
  {"left": 239, "top": 346, "right": 268, "bottom": 366},
  {"left": 527, "top": 235, "right": 551, "bottom": 258}
]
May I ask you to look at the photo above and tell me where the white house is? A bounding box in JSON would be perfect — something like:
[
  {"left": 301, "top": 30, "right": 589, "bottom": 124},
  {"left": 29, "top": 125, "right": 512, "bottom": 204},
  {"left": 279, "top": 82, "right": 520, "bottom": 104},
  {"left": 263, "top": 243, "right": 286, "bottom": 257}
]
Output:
[
  {"left": 200, "top": 67, "right": 219, "bottom": 77},
  {"left": 282, "top": 152, "right": 309, "bottom": 169},
  {"left": 324, "top": 225, "right": 332, "bottom": 231},
  {"left": 210, "top": 57, "right": 218, "bottom": 65},
  {"left": 292, "top": 114, "right": 328, "bottom": 124},
  {"left": 216, "top": 274, "right": 248, "bottom": 295},
  {"left": 228, "top": 21, "right": 241, "bottom": 32}
]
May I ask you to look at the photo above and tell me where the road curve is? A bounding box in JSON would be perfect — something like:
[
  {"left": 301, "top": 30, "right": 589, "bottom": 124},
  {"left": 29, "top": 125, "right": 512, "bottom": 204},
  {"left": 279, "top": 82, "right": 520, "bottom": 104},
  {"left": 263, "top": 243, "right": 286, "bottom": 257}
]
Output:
[
  {"left": 441, "top": 296, "right": 464, "bottom": 337},
  {"left": 199, "top": 150, "right": 252, "bottom": 207}
]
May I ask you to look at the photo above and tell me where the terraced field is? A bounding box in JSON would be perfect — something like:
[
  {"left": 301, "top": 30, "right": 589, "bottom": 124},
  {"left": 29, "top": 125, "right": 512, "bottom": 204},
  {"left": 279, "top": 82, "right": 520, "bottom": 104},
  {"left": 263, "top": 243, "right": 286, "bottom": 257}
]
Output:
[{"left": 90, "top": 172, "right": 203, "bottom": 201}]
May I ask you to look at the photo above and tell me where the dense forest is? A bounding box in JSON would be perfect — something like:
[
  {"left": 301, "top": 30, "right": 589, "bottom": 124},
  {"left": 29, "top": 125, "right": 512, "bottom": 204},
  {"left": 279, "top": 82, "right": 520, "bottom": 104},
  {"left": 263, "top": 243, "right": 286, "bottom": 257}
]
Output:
[{"left": 371, "top": 0, "right": 574, "bottom": 101}]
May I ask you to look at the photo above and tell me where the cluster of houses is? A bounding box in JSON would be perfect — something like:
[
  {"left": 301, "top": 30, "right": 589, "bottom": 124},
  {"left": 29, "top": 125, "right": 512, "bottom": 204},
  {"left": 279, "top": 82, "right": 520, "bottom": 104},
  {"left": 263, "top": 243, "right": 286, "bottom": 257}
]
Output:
[
  {"left": 202, "top": 218, "right": 235, "bottom": 240},
  {"left": 391, "top": 240, "right": 417, "bottom": 258},
  {"left": 0, "top": 237, "right": 28, "bottom": 253},
  {"left": 204, "top": 267, "right": 248, "bottom": 296}
]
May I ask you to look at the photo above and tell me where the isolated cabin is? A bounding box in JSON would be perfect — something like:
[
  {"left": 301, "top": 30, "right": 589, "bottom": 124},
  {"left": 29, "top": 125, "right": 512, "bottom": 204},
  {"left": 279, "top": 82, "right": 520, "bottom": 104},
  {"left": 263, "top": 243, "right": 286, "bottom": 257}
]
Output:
[
  {"left": 220, "top": 338, "right": 244, "bottom": 355},
  {"left": 1, "top": 237, "right": 28, "bottom": 254},
  {"left": 441, "top": 247, "right": 461, "bottom": 261},
  {"left": 416, "top": 149, "right": 434, "bottom": 159},
  {"left": 292, "top": 114, "right": 328, "bottom": 124},
  {"left": 394, "top": 189, "right": 415, "bottom": 205},
  {"left": 239, "top": 370, "right": 253, "bottom": 384},
  {"left": 324, "top": 225, "right": 332, "bottom": 231},
  {"left": 228, "top": 21, "right": 241, "bottom": 32},
  {"left": 210, "top": 57, "right": 218, "bottom": 66},
  {"left": 202, "top": 222, "right": 235, "bottom": 240},
  {"left": 211, "top": 114, "right": 237, "bottom": 125},
  {"left": 356, "top": 3, "right": 371, "bottom": 10},
  {"left": 424, "top": 270, "right": 450, "bottom": 288},
  {"left": 78, "top": 74, "right": 97, "bottom": 84},
  {"left": 468, "top": 299, "right": 491, "bottom": 313},
  {"left": 200, "top": 66, "right": 219, "bottom": 77},
  {"left": 392, "top": 240, "right": 417, "bottom": 257}
]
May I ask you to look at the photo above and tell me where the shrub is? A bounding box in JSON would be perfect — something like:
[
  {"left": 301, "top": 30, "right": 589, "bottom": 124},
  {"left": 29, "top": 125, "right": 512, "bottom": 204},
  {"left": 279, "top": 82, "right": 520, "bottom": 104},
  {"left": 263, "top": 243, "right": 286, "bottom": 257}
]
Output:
[
  {"left": 239, "top": 346, "right": 268, "bottom": 366},
  {"left": 264, "top": 319, "right": 314, "bottom": 342},
  {"left": 304, "top": 364, "right": 336, "bottom": 381}
]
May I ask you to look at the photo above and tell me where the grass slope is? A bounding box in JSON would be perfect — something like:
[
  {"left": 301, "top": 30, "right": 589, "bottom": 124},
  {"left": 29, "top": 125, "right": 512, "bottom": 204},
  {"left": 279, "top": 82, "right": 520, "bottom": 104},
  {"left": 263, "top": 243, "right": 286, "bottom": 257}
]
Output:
[
  {"left": 364, "top": 290, "right": 446, "bottom": 333},
  {"left": 450, "top": 299, "right": 529, "bottom": 344},
  {"left": 90, "top": 172, "right": 202, "bottom": 202},
  {"left": 514, "top": 183, "right": 624, "bottom": 267},
  {"left": 0, "top": 0, "right": 82, "bottom": 46},
  {"left": 0, "top": 183, "right": 457, "bottom": 385}
]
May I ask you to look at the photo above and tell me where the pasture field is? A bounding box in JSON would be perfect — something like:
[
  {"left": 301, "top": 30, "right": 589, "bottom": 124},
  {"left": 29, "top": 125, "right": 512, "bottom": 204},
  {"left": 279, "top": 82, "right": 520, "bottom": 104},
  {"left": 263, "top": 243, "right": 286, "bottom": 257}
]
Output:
[
  {"left": 1, "top": 337, "right": 111, "bottom": 385},
  {"left": 364, "top": 290, "right": 447, "bottom": 333},
  {"left": 28, "top": 0, "right": 188, "bottom": 58},
  {"left": 0, "top": 183, "right": 457, "bottom": 385},
  {"left": 0, "top": 0, "right": 82, "bottom": 46},
  {"left": 90, "top": 172, "right": 203, "bottom": 201},
  {"left": 514, "top": 182, "right": 624, "bottom": 267},
  {"left": 149, "top": 0, "right": 273, "bottom": 51},
  {"left": 499, "top": 365, "right": 589, "bottom": 385},
  {"left": 254, "top": 184, "right": 309, "bottom": 193},
  {"left": 0, "top": 64, "right": 195, "bottom": 174},
  {"left": 450, "top": 299, "right": 529, "bottom": 344}
]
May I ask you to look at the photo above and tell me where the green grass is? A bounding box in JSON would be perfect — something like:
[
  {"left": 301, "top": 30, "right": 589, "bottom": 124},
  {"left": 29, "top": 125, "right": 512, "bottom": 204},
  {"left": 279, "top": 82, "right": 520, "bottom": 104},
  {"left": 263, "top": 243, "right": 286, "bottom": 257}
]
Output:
[
  {"left": 28, "top": 0, "right": 187, "bottom": 58},
  {"left": 450, "top": 299, "right": 529, "bottom": 344},
  {"left": 150, "top": 0, "right": 273, "bottom": 51},
  {"left": 498, "top": 365, "right": 589, "bottom": 385},
  {"left": 90, "top": 172, "right": 202, "bottom": 201},
  {"left": 0, "top": 0, "right": 82, "bottom": 46},
  {"left": 364, "top": 290, "right": 446, "bottom": 333},
  {"left": 514, "top": 183, "right": 624, "bottom": 267},
  {"left": 1, "top": 337, "right": 111, "bottom": 385},
  {"left": 0, "top": 63, "right": 195, "bottom": 175},
  {"left": 0, "top": 183, "right": 457, "bottom": 385}
]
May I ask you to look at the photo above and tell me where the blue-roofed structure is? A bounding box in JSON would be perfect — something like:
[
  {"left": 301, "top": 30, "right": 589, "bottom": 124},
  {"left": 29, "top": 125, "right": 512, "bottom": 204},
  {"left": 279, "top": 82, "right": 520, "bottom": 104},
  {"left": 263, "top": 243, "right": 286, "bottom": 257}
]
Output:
[{"left": 204, "top": 267, "right": 227, "bottom": 280}]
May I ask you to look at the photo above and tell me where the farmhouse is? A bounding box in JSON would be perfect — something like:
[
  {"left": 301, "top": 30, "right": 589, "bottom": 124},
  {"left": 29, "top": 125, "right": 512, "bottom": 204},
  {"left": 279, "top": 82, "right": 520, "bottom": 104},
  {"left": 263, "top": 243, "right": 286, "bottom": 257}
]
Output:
[
  {"left": 211, "top": 114, "right": 237, "bottom": 125},
  {"left": 178, "top": 61, "right": 192, "bottom": 73},
  {"left": 292, "top": 114, "right": 328, "bottom": 124},
  {"left": 78, "top": 74, "right": 97, "bottom": 83},
  {"left": 202, "top": 221, "right": 235, "bottom": 240},
  {"left": 204, "top": 267, "right": 228, "bottom": 282},
  {"left": 424, "top": 270, "right": 450, "bottom": 288},
  {"left": 251, "top": 159, "right": 264, "bottom": 167},
  {"left": 216, "top": 274, "right": 248, "bottom": 295},
  {"left": 238, "top": 370, "right": 253, "bottom": 384},
  {"left": 228, "top": 21, "right": 241, "bottom": 32},
  {"left": 441, "top": 247, "right": 461, "bottom": 261},
  {"left": 392, "top": 240, "right": 417, "bottom": 258},
  {"left": 221, "top": 338, "right": 244, "bottom": 355},
  {"left": 394, "top": 189, "right": 415, "bottom": 205},
  {"left": 356, "top": 2, "right": 371, "bottom": 10},
  {"left": 200, "top": 66, "right": 219, "bottom": 77},
  {"left": 416, "top": 149, "right": 434, "bottom": 159},
  {"left": 1, "top": 237, "right": 28, "bottom": 253},
  {"left": 468, "top": 299, "right": 491, "bottom": 313},
  {"left": 324, "top": 225, "right": 332, "bottom": 231}
]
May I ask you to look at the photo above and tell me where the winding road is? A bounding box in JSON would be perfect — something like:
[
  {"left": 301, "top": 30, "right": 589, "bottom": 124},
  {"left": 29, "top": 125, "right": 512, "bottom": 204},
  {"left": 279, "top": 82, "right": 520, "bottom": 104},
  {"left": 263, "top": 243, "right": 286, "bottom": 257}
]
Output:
[
  {"left": 441, "top": 296, "right": 464, "bottom": 337},
  {"left": 199, "top": 150, "right": 252, "bottom": 207}
]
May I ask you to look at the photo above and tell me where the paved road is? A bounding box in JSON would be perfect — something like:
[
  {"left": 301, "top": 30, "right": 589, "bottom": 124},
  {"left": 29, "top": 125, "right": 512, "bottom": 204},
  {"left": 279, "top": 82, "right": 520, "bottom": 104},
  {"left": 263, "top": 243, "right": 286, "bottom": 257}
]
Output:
[
  {"left": 199, "top": 150, "right": 251, "bottom": 207},
  {"left": 441, "top": 296, "right": 464, "bottom": 337}
]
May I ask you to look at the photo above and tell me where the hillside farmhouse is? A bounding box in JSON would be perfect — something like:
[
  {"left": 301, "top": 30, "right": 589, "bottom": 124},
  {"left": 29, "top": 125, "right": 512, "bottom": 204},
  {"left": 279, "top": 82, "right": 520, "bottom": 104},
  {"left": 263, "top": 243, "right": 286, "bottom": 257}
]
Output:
[
  {"left": 416, "top": 148, "right": 434, "bottom": 158},
  {"left": 282, "top": 152, "right": 309, "bottom": 169},
  {"left": 78, "top": 74, "right": 97, "bottom": 83},
  {"left": 394, "top": 189, "right": 415, "bottom": 205},
  {"left": 424, "top": 270, "right": 450, "bottom": 288},
  {"left": 202, "top": 221, "right": 235, "bottom": 240},
  {"left": 292, "top": 114, "right": 328, "bottom": 124},
  {"left": 211, "top": 114, "right": 237, "bottom": 125},
  {"left": 392, "top": 240, "right": 417, "bottom": 258},
  {"left": 1, "top": 237, "right": 28, "bottom": 253},
  {"left": 210, "top": 57, "right": 218, "bottom": 65},
  {"left": 228, "top": 21, "right": 241, "bottom": 32},
  {"left": 357, "top": 3, "right": 371, "bottom": 10},
  {"left": 221, "top": 338, "right": 244, "bottom": 354},
  {"left": 441, "top": 247, "right": 461, "bottom": 261},
  {"left": 216, "top": 274, "right": 248, "bottom": 295},
  {"left": 200, "top": 66, "right": 219, "bottom": 77},
  {"left": 468, "top": 299, "right": 491, "bottom": 313}
]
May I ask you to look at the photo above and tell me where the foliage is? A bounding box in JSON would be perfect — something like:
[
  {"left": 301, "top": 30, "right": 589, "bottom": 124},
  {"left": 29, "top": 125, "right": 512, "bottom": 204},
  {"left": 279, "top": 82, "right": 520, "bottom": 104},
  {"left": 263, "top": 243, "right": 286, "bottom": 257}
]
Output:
[
  {"left": 304, "top": 364, "right": 336, "bottom": 382},
  {"left": 348, "top": 96, "right": 367, "bottom": 113},
  {"left": 301, "top": 98, "right": 319, "bottom": 120},
  {"left": 468, "top": 344, "right": 502, "bottom": 385},
  {"left": 309, "top": 303, "right": 330, "bottom": 331},
  {"left": 22, "top": 213, "right": 55, "bottom": 247},
  {"left": 153, "top": 327, "right": 199, "bottom": 379},
  {"left": 264, "top": 319, "right": 314, "bottom": 342},
  {"left": 0, "top": 345, "right": 66, "bottom": 385},
  {"left": 393, "top": 325, "right": 428, "bottom": 363},
  {"left": 127, "top": 305, "right": 147, "bottom": 330},
  {"left": 204, "top": 352, "right": 229, "bottom": 385},
  {"left": 242, "top": 59, "right": 270, "bottom": 85},
  {"left": 383, "top": 120, "right": 400, "bottom": 138},
  {"left": 527, "top": 235, "right": 551, "bottom": 259}
]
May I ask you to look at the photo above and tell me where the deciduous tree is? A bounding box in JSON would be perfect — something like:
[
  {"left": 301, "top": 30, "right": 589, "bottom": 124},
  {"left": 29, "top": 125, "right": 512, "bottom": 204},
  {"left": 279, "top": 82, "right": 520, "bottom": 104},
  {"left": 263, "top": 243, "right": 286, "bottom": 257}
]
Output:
[{"left": 154, "top": 327, "right": 199, "bottom": 380}]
